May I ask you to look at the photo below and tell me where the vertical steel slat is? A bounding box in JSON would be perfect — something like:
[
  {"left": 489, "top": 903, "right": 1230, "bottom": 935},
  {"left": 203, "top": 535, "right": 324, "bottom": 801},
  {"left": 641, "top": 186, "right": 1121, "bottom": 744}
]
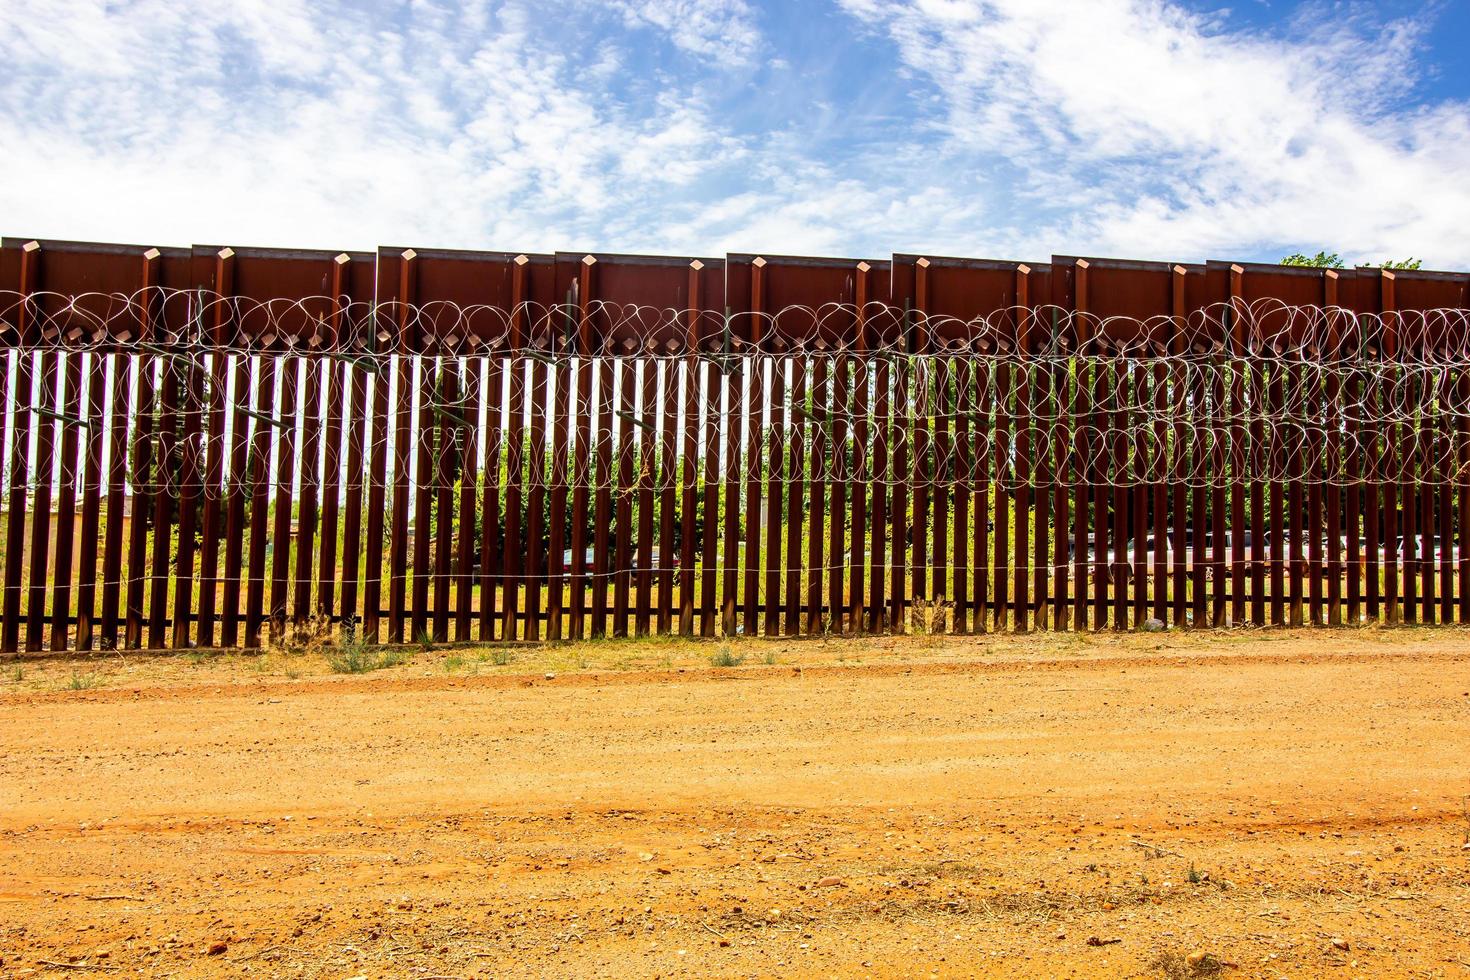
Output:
[
  {"left": 973, "top": 357, "right": 990, "bottom": 633},
  {"left": 1131, "top": 361, "right": 1148, "bottom": 628},
  {"left": 850, "top": 354, "right": 871, "bottom": 633},
  {"left": 167, "top": 353, "right": 202, "bottom": 649},
  {"left": 339, "top": 363, "right": 369, "bottom": 633},
  {"left": 99, "top": 352, "right": 131, "bottom": 650},
  {"left": 933, "top": 355, "right": 952, "bottom": 627},
  {"left": 455, "top": 359, "right": 479, "bottom": 641},
  {"left": 953, "top": 357, "right": 971, "bottom": 633},
  {"left": 546, "top": 352, "right": 570, "bottom": 642},
  {"left": 761, "top": 355, "right": 784, "bottom": 638},
  {"left": 827, "top": 354, "right": 850, "bottom": 633},
  {"left": 806, "top": 356, "right": 828, "bottom": 634},
  {"left": 411, "top": 358, "right": 438, "bottom": 642},
  {"left": 679, "top": 356, "right": 701, "bottom": 637},
  {"left": 431, "top": 360, "right": 457, "bottom": 642},
  {"left": 219, "top": 356, "right": 251, "bottom": 645},
  {"left": 196, "top": 349, "right": 228, "bottom": 647},
  {"left": 656, "top": 358, "right": 678, "bottom": 635},
  {"left": 27, "top": 350, "right": 64, "bottom": 651},
  {"left": 241, "top": 357, "right": 274, "bottom": 647},
  {"left": 783, "top": 356, "right": 805, "bottom": 636},
  {"left": 891, "top": 356, "right": 910, "bottom": 633},
  {"left": 267, "top": 354, "right": 301, "bottom": 642},
  {"left": 1055, "top": 352, "right": 1073, "bottom": 632},
  {"left": 613, "top": 355, "right": 637, "bottom": 637},
  {"left": 49, "top": 352, "right": 84, "bottom": 651},
  {"left": 523, "top": 354, "right": 549, "bottom": 641},
  {"left": 698, "top": 361, "right": 719, "bottom": 637},
  {"left": 387, "top": 353, "right": 414, "bottom": 642},
  {"left": 125, "top": 352, "right": 157, "bottom": 650},
  {"left": 316, "top": 357, "right": 346, "bottom": 625},
  {"left": 293, "top": 355, "right": 325, "bottom": 628},
  {"left": 719, "top": 364, "right": 739, "bottom": 637},
  {"left": 868, "top": 359, "right": 889, "bottom": 633},
  {"left": 1150, "top": 352, "right": 1169, "bottom": 625},
  {"left": 1209, "top": 343, "right": 1228, "bottom": 628},
  {"left": 635, "top": 357, "right": 657, "bottom": 636},
  {"left": 144, "top": 351, "right": 181, "bottom": 649},
  {"left": 362, "top": 360, "right": 392, "bottom": 641},
  {"left": 480, "top": 356, "right": 505, "bottom": 639},
  {"left": 75, "top": 352, "right": 108, "bottom": 649},
  {"left": 569, "top": 349, "right": 593, "bottom": 640},
  {"left": 592, "top": 356, "right": 614, "bottom": 639}
]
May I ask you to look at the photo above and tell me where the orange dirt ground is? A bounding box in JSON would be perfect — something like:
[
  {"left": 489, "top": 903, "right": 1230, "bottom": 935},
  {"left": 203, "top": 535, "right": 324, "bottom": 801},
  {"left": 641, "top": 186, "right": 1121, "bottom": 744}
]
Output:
[{"left": 2, "top": 629, "right": 1469, "bottom": 978}]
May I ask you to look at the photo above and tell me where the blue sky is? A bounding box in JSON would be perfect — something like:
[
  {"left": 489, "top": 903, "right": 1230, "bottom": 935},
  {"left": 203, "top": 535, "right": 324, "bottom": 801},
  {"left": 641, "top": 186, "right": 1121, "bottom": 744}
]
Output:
[{"left": 3, "top": 0, "right": 1468, "bottom": 267}]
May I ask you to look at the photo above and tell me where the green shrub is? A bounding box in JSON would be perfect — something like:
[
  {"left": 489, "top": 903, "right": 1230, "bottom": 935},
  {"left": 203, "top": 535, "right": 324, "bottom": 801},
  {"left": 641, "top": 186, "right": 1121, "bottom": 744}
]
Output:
[{"left": 709, "top": 646, "right": 745, "bottom": 668}]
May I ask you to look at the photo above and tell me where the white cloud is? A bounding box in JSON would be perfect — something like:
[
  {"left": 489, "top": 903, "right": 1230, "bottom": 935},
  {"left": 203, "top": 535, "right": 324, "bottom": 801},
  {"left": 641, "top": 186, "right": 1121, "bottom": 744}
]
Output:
[
  {"left": 837, "top": 0, "right": 1470, "bottom": 266},
  {"left": 0, "top": 0, "right": 744, "bottom": 251},
  {"left": 604, "top": 0, "right": 761, "bottom": 67}
]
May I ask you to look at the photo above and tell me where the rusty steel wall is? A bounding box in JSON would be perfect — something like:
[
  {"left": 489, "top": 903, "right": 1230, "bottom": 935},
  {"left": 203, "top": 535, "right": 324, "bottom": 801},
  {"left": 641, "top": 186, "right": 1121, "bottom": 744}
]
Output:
[{"left": 0, "top": 235, "right": 1468, "bottom": 652}]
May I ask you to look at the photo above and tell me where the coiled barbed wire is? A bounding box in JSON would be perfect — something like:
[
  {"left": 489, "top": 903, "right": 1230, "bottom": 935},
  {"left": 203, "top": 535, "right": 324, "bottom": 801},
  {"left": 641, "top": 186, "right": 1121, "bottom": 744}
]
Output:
[{"left": 0, "top": 289, "right": 1468, "bottom": 500}]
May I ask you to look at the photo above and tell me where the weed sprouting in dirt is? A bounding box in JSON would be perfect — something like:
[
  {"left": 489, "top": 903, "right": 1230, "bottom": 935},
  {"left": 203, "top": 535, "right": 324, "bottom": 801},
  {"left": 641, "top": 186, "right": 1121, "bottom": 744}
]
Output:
[
  {"left": 380, "top": 648, "right": 411, "bottom": 668},
  {"left": 66, "top": 672, "right": 101, "bottom": 690},
  {"left": 258, "top": 612, "right": 337, "bottom": 674},
  {"left": 1187, "top": 863, "right": 1203, "bottom": 885},
  {"left": 763, "top": 649, "right": 778, "bottom": 665},
  {"left": 8, "top": 664, "right": 22, "bottom": 683},
  {"left": 909, "top": 596, "right": 952, "bottom": 640},
  {"left": 490, "top": 648, "right": 512, "bottom": 666},
  {"left": 328, "top": 645, "right": 409, "bottom": 674},
  {"left": 444, "top": 654, "right": 465, "bottom": 673},
  {"left": 326, "top": 640, "right": 376, "bottom": 674},
  {"left": 326, "top": 622, "right": 410, "bottom": 674},
  {"left": 710, "top": 645, "right": 746, "bottom": 668}
]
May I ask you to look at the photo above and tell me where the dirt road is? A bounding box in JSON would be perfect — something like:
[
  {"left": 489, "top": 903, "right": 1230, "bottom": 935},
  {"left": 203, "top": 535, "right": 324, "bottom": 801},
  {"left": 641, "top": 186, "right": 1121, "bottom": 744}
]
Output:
[{"left": 2, "top": 631, "right": 1469, "bottom": 977}]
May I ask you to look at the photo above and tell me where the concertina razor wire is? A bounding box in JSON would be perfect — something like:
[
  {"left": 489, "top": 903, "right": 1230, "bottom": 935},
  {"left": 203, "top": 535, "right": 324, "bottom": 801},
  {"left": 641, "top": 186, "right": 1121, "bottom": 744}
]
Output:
[{"left": 3, "top": 288, "right": 1470, "bottom": 498}]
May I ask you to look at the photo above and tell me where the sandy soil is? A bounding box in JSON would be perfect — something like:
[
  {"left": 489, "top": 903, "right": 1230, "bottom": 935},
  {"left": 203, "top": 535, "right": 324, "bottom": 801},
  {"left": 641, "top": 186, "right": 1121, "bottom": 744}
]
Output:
[{"left": 2, "top": 629, "right": 1469, "bottom": 978}]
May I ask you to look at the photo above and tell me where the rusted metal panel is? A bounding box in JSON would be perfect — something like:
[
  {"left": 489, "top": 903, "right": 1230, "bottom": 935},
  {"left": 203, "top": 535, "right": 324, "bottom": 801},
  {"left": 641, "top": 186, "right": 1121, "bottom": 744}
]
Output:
[
  {"left": 374, "top": 247, "right": 520, "bottom": 353},
  {"left": 729, "top": 253, "right": 889, "bottom": 352},
  {"left": 191, "top": 245, "right": 353, "bottom": 349},
  {"left": 1, "top": 238, "right": 190, "bottom": 346},
  {"left": 556, "top": 252, "right": 725, "bottom": 354},
  {"left": 893, "top": 254, "right": 1036, "bottom": 352},
  {"left": 1375, "top": 268, "right": 1470, "bottom": 354},
  {"left": 1055, "top": 255, "right": 1174, "bottom": 352}
]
